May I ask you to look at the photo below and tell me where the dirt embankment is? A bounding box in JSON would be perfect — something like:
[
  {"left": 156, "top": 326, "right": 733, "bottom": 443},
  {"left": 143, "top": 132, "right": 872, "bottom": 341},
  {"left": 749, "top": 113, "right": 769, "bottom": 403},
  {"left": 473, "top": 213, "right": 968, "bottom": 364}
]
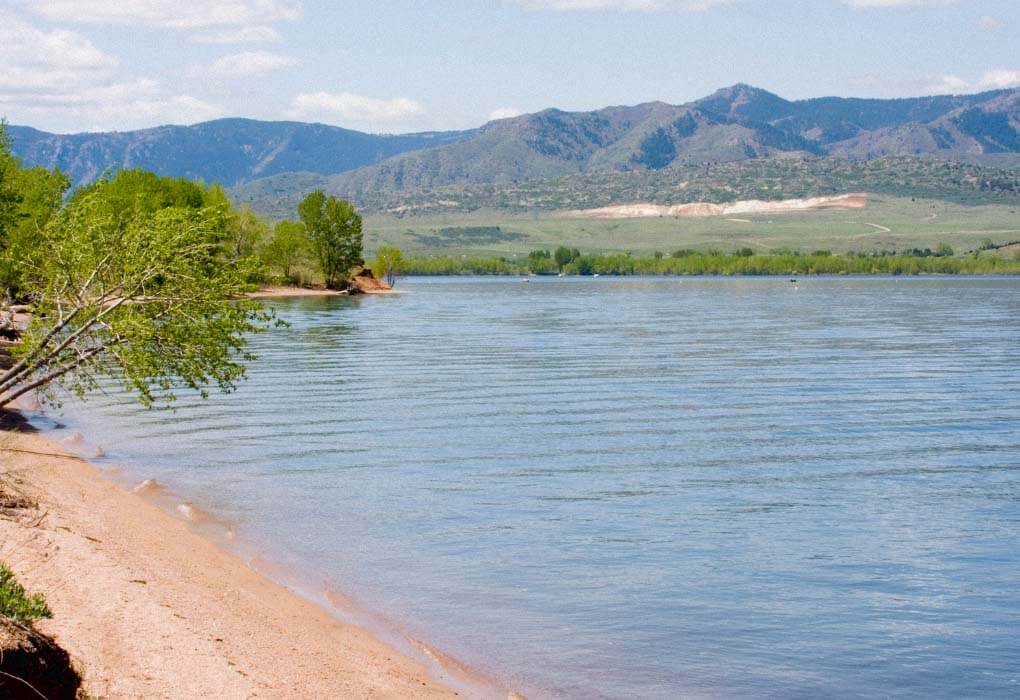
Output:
[
  {"left": 349, "top": 268, "right": 397, "bottom": 294},
  {"left": 0, "top": 617, "right": 82, "bottom": 700},
  {"left": 563, "top": 193, "right": 869, "bottom": 219}
]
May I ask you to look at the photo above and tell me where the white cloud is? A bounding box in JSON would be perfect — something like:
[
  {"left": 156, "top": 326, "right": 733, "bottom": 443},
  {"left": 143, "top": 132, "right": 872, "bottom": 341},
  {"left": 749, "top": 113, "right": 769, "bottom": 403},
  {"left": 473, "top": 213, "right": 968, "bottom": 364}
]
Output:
[
  {"left": 0, "top": 17, "right": 223, "bottom": 131},
  {"left": 193, "top": 51, "right": 298, "bottom": 79},
  {"left": 843, "top": 0, "right": 958, "bottom": 7},
  {"left": 511, "top": 0, "right": 733, "bottom": 10},
  {"left": 1, "top": 78, "right": 223, "bottom": 131},
  {"left": 928, "top": 69, "right": 1020, "bottom": 94},
  {"left": 976, "top": 69, "right": 1020, "bottom": 89},
  {"left": 23, "top": 0, "right": 297, "bottom": 44},
  {"left": 0, "top": 18, "right": 118, "bottom": 93},
  {"left": 192, "top": 25, "right": 282, "bottom": 44},
  {"left": 489, "top": 107, "right": 524, "bottom": 121},
  {"left": 26, "top": 0, "right": 301, "bottom": 29},
  {"left": 286, "top": 92, "right": 424, "bottom": 127}
]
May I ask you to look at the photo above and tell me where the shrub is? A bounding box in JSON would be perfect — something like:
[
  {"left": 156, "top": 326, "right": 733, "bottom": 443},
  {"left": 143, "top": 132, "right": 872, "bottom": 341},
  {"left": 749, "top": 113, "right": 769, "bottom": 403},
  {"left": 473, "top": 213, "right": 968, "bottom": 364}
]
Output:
[{"left": 0, "top": 562, "right": 52, "bottom": 624}]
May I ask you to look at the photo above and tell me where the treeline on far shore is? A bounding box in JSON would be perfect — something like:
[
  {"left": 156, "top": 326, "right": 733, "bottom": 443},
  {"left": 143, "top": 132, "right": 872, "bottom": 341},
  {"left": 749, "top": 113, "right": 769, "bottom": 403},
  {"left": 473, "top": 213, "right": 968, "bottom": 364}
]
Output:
[{"left": 401, "top": 246, "right": 1020, "bottom": 277}]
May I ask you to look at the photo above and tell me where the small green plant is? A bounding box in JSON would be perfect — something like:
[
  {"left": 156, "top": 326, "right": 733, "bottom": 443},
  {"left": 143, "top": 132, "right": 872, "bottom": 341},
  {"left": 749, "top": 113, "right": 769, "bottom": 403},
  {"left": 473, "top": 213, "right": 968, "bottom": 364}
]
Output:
[
  {"left": 371, "top": 245, "right": 406, "bottom": 286},
  {"left": 0, "top": 562, "right": 52, "bottom": 624}
]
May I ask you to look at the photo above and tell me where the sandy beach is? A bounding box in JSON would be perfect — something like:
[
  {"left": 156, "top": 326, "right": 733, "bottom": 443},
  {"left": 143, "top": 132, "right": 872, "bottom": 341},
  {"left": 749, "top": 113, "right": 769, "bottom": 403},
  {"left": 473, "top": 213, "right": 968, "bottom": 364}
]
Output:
[
  {"left": 0, "top": 425, "right": 486, "bottom": 699},
  {"left": 245, "top": 285, "right": 348, "bottom": 299},
  {"left": 246, "top": 276, "right": 398, "bottom": 299}
]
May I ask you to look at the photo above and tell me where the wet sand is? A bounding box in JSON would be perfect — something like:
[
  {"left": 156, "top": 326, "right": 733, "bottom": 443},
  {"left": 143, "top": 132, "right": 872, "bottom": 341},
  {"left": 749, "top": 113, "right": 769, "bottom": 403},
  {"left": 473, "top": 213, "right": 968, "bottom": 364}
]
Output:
[{"left": 0, "top": 427, "right": 487, "bottom": 699}]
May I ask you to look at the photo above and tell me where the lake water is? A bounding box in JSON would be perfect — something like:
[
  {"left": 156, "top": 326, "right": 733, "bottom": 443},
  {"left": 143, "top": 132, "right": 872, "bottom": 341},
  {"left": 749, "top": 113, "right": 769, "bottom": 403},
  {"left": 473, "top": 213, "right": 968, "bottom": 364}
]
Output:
[{"left": 49, "top": 277, "right": 1020, "bottom": 698}]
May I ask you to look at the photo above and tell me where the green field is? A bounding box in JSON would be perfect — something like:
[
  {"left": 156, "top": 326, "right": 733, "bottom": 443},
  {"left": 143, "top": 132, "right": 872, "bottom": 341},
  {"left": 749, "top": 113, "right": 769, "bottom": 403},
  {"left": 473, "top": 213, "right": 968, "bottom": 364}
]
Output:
[{"left": 363, "top": 196, "right": 1019, "bottom": 258}]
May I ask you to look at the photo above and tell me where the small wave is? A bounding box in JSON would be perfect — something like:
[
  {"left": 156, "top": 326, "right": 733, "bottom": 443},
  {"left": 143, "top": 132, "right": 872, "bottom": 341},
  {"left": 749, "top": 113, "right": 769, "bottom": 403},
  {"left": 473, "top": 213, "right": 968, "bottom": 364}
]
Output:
[
  {"left": 132, "top": 478, "right": 165, "bottom": 496},
  {"left": 176, "top": 501, "right": 214, "bottom": 524},
  {"left": 406, "top": 635, "right": 510, "bottom": 699},
  {"left": 323, "top": 586, "right": 358, "bottom": 614}
]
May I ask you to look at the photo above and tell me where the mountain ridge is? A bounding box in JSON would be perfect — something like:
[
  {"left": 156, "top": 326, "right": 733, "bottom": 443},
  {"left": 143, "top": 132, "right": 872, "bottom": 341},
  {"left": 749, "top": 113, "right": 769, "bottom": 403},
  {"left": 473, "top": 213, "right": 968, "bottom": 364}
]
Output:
[
  {"left": 6, "top": 118, "right": 476, "bottom": 188},
  {"left": 6, "top": 85, "right": 1019, "bottom": 215},
  {"left": 301, "top": 84, "right": 1019, "bottom": 204}
]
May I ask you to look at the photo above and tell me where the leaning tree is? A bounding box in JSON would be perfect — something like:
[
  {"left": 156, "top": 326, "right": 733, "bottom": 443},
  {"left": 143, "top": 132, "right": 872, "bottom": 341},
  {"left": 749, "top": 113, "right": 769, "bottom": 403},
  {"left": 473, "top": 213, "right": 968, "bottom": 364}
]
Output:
[{"left": 0, "top": 180, "right": 272, "bottom": 411}]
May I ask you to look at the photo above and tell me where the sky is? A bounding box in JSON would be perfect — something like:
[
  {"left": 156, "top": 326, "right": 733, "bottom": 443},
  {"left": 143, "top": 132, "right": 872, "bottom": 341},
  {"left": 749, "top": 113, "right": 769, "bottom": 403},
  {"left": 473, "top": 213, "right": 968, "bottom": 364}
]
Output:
[{"left": 0, "top": 0, "right": 1017, "bottom": 134}]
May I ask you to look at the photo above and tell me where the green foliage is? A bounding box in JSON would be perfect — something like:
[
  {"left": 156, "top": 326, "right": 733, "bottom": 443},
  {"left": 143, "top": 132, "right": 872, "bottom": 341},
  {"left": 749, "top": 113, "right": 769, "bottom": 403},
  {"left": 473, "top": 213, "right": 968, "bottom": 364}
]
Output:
[
  {"left": 0, "top": 177, "right": 273, "bottom": 410},
  {"left": 0, "top": 562, "right": 52, "bottom": 624},
  {"left": 527, "top": 249, "right": 558, "bottom": 275},
  {"left": 574, "top": 257, "right": 595, "bottom": 276},
  {"left": 260, "top": 219, "right": 310, "bottom": 283},
  {"left": 371, "top": 245, "right": 406, "bottom": 286},
  {"left": 554, "top": 245, "right": 580, "bottom": 269},
  {"left": 227, "top": 206, "right": 270, "bottom": 263},
  {"left": 298, "top": 190, "right": 363, "bottom": 289},
  {"left": 0, "top": 122, "right": 70, "bottom": 293},
  {"left": 0, "top": 122, "right": 18, "bottom": 246},
  {"left": 403, "top": 250, "right": 1020, "bottom": 277},
  {"left": 76, "top": 169, "right": 206, "bottom": 217}
]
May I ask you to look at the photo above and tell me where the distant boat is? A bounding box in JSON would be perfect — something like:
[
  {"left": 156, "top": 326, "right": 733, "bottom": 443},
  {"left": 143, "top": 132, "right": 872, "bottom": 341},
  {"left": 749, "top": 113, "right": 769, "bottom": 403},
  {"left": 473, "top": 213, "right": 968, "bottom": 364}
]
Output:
[{"left": 593, "top": 273, "right": 600, "bottom": 278}]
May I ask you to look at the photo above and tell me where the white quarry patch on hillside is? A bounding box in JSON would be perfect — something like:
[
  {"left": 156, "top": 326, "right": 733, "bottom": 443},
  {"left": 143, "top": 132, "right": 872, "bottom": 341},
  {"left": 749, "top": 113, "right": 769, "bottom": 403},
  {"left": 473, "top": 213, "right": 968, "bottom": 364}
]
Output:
[{"left": 562, "top": 193, "right": 869, "bottom": 219}]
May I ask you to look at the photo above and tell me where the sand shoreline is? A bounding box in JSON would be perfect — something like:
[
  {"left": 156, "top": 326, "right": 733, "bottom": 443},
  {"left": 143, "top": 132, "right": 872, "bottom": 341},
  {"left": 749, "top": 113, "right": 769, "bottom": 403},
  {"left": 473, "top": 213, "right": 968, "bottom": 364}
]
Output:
[
  {"left": 245, "top": 285, "right": 348, "bottom": 298},
  {"left": 0, "top": 422, "right": 504, "bottom": 699},
  {"left": 246, "top": 279, "right": 399, "bottom": 299}
]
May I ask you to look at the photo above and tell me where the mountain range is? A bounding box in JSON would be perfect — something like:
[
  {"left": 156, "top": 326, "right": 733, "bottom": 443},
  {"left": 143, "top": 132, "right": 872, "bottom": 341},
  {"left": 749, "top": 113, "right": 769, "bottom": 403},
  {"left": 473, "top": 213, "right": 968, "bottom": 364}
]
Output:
[
  {"left": 7, "top": 84, "right": 1020, "bottom": 215},
  {"left": 6, "top": 119, "right": 474, "bottom": 190}
]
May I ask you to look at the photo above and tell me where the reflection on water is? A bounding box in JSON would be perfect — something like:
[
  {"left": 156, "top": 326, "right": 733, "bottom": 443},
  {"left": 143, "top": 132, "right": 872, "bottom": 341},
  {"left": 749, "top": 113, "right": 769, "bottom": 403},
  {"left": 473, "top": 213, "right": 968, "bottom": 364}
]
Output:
[{"left": 53, "top": 277, "right": 1019, "bottom": 698}]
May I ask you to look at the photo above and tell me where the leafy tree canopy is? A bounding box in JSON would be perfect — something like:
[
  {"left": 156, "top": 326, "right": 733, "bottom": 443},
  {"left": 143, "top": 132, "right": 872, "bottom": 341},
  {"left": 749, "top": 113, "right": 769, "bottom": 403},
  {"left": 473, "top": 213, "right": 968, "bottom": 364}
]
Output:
[
  {"left": 297, "top": 190, "right": 363, "bottom": 289},
  {"left": 371, "top": 245, "right": 405, "bottom": 286},
  {"left": 0, "top": 172, "right": 272, "bottom": 410},
  {"left": 0, "top": 122, "right": 70, "bottom": 293},
  {"left": 260, "top": 219, "right": 310, "bottom": 283}
]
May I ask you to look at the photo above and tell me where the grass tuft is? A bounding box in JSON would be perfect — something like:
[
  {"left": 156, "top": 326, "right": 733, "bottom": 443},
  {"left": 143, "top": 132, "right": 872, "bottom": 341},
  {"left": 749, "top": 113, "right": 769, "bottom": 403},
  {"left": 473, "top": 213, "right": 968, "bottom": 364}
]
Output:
[{"left": 0, "top": 561, "right": 52, "bottom": 624}]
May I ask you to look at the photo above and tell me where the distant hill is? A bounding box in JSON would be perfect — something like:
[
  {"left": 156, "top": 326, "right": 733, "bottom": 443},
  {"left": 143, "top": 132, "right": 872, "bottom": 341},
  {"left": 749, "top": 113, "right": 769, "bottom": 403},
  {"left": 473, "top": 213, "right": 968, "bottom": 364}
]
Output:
[
  {"left": 5, "top": 119, "right": 475, "bottom": 188},
  {"left": 322, "top": 85, "right": 1020, "bottom": 195},
  {"left": 231, "top": 155, "right": 1020, "bottom": 219},
  {"left": 7, "top": 85, "right": 1020, "bottom": 216}
]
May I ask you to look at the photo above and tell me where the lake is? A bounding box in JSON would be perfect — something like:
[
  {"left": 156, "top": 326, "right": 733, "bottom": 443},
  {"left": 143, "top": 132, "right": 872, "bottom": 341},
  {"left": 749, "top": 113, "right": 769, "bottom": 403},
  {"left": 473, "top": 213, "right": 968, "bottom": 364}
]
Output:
[{"left": 50, "top": 277, "right": 1020, "bottom": 698}]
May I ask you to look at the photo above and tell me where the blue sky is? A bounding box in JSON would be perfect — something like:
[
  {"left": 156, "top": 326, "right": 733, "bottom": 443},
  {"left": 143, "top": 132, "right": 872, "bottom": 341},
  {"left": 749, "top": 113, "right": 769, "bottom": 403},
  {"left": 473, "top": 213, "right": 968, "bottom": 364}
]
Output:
[{"left": 0, "top": 0, "right": 1017, "bottom": 133}]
